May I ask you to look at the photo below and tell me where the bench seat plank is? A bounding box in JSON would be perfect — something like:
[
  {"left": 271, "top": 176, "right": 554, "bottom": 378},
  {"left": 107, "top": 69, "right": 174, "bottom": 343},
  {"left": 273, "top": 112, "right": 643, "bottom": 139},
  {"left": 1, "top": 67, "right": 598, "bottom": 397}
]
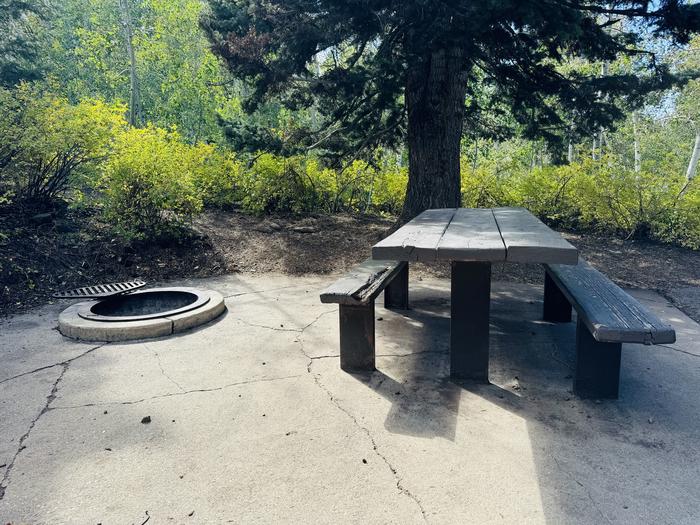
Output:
[
  {"left": 545, "top": 261, "right": 676, "bottom": 344},
  {"left": 437, "top": 208, "right": 506, "bottom": 261},
  {"left": 494, "top": 207, "right": 578, "bottom": 264},
  {"left": 320, "top": 259, "right": 407, "bottom": 306}
]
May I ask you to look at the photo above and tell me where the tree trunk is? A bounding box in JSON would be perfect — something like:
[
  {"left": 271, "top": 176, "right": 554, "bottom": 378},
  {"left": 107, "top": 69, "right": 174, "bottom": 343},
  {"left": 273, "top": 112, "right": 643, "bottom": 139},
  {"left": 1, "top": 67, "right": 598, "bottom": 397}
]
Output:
[
  {"left": 679, "top": 129, "right": 700, "bottom": 198},
  {"left": 401, "top": 47, "right": 468, "bottom": 221},
  {"left": 686, "top": 131, "right": 700, "bottom": 182},
  {"left": 119, "top": 0, "right": 142, "bottom": 127},
  {"left": 632, "top": 112, "right": 641, "bottom": 173}
]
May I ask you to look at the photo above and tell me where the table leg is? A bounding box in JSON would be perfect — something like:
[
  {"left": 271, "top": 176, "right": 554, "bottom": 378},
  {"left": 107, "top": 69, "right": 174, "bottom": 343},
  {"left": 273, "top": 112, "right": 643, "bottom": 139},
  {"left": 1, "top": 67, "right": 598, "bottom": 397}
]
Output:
[{"left": 450, "top": 261, "right": 491, "bottom": 382}]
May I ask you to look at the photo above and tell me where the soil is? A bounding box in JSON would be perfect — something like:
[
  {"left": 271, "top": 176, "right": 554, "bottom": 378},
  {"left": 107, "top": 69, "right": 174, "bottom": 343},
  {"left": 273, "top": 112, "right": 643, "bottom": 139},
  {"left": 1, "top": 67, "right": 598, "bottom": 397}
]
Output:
[{"left": 2, "top": 207, "right": 699, "bottom": 321}]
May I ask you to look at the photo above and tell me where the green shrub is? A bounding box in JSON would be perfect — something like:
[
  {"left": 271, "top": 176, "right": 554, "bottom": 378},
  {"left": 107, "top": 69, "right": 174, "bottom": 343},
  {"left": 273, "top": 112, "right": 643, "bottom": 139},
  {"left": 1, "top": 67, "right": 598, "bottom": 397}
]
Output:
[
  {"left": 370, "top": 161, "right": 408, "bottom": 214},
  {"left": 653, "top": 178, "right": 700, "bottom": 249},
  {"left": 0, "top": 84, "right": 126, "bottom": 208},
  {"left": 567, "top": 157, "right": 681, "bottom": 238},
  {"left": 99, "top": 125, "right": 204, "bottom": 241},
  {"left": 230, "top": 154, "right": 407, "bottom": 215},
  {"left": 193, "top": 146, "right": 242, "bottom": 208},
  {"left": 460, "top": 152, "right": 517, "bottom": 207},
  {"left": 510, "top": 164, "right": 580, "bottom": 225},
  {"left": 459, "top": 138, "right": 699, "bottom": 248},
  {"left": 235, "top": 153, "right": 308, "bottom": 213}
]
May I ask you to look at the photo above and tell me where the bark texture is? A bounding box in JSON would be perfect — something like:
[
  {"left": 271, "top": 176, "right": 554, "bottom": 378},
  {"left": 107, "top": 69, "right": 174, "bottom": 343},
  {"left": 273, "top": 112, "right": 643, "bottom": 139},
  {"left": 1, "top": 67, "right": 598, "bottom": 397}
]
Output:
[{"left": 401, "top": 47, "right": 469, "bottom": 221}]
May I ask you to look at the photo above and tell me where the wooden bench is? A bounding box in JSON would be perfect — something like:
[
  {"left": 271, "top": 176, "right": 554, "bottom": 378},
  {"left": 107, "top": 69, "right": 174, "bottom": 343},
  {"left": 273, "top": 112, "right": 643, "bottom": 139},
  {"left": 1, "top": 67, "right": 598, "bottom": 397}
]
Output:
[
  {"left": 320, "top": 258, "right": 409, "bottom": 371},
  {"left": 543, "top": 260, "right": 676, "bottom": 398}
]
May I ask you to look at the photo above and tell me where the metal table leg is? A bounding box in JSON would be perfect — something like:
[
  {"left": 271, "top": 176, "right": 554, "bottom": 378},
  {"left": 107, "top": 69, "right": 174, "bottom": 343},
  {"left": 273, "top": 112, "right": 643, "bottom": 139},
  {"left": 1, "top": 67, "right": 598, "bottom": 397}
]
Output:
[{"left": 450, "top": 261, "right": 491, "bottom": 382}]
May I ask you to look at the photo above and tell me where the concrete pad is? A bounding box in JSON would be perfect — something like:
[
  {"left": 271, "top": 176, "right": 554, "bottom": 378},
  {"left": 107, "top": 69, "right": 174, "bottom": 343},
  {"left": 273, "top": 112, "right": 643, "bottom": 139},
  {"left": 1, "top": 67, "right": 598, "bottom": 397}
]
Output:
[{"left": 0, "top": 273, "right": 699, "bottom": 524}]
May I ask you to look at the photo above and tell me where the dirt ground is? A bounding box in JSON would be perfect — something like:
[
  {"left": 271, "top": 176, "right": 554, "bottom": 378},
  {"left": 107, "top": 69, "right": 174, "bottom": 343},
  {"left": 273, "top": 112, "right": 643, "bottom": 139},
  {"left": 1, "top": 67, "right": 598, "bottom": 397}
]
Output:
[{"left": 2, "top": 208, "right": 699, "bottom": 320}]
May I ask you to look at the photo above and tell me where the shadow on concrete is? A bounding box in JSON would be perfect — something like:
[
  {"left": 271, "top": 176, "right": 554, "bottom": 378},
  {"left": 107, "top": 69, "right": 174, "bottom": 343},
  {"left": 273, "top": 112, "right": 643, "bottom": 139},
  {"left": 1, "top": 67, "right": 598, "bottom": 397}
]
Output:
[{"left": 353, "top": 279, "right": 700, "bottom": 523}]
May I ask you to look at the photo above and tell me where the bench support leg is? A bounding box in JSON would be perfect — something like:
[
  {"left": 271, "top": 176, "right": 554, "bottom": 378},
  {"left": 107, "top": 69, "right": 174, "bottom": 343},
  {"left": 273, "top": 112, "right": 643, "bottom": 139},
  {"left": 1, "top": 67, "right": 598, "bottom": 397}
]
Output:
[
  {"left": 339, "top": 303, "right": 375, "bottom": 372},
  {"left": 574, "top": 319, "right": 621, "bottom": 399},
  {"left": 543, "top": 271, "right": 572, "bottom": 323},
  {"left": 450, "top": 261, "right": 491, "bottom": 382},
  {"left": 384, "top": 263, "right": 409, "bottom": 310}
]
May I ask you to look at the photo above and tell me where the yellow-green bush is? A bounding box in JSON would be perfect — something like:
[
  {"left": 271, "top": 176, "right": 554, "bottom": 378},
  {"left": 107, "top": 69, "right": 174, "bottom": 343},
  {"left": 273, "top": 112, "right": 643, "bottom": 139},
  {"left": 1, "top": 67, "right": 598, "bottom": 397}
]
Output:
[
  {"left": 99, "top": 126, "right": 205, "bottom": 241},
  {"left": 235, "top": 154, "right": 308, "bottom": 213},
  {"left": 229, "top": 154, "right": 407, "bottom": 215},
  {"left": 193, "top": 147, "right": 243, "bottom": 208},
  {"left": 460, "top": 150, "right": 518, "bottom": 207},
  {"left": 510, "top": 164, "right": 581, "bottom": 224},
  {"left": 653, "top": 178, "right": 700, "bottom": 249},
  {"left": 0, "top": 84, "right": 126, "bottom": 207},
  {"left": 459, "top": 145, "right": 699, "bottom": 248},
  {"left": 371, "top": 162, "right": 407, "bottom": 214}
]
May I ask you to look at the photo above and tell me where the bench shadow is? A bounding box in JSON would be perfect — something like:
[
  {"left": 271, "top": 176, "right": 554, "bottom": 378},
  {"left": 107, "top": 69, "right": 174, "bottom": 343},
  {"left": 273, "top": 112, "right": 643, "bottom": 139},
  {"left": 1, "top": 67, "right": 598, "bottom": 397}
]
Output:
[
  {"left": 343, "top": 290, "right": 460, "bottom": 441},
  {"left": 347, "top": 279, "right": 700, "bottom": 522}
]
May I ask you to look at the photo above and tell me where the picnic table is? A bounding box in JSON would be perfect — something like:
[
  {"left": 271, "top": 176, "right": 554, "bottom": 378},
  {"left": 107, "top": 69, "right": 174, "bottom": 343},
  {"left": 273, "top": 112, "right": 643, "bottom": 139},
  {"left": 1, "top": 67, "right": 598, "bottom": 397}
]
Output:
[
  {"left": 322, "top": 206, "right": 675, "bottom": 398},
  {"left": 371, "top": 207, "right": 578, "bottom": 381}
]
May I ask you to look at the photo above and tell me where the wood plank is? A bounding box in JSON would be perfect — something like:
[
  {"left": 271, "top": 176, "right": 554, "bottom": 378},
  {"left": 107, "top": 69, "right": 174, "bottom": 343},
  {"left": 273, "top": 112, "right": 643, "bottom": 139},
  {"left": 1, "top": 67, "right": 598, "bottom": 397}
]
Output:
[
  {"left": 372, "top": 208, "right": 456, "bottom": 262},
  {"left": 436, "top": 208, "right": 506, "bottom": 261},
  {"left": 545, "top": 261, "right": 676, "bottom": 344},
  {"left": 493, "top": 207, "right": 578, "bottom": 264},
  {"left": 320, "top": 259, "right": 407, "bottom": 306}
]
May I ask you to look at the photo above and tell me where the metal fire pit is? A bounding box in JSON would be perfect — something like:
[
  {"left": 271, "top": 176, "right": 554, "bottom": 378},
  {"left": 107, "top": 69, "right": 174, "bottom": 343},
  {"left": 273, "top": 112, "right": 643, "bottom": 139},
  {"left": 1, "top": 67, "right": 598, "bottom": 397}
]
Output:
[{"left": 78, "top": 288, "right": 209, "bottom": 322}]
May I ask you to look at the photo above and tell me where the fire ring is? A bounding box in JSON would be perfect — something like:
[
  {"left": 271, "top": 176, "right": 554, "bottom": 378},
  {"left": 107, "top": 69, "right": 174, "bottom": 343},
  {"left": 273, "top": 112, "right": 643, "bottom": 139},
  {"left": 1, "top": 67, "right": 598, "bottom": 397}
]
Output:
[{"left": 58, "top": 287, "right": 226, "bottom": 342}]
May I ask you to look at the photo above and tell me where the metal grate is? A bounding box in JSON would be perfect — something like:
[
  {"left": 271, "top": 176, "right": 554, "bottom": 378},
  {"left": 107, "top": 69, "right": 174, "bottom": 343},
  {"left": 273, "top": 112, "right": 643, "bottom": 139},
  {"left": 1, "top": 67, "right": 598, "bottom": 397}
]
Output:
[{"left": 53, "top": 280, "right": 147, "bottom": 299}]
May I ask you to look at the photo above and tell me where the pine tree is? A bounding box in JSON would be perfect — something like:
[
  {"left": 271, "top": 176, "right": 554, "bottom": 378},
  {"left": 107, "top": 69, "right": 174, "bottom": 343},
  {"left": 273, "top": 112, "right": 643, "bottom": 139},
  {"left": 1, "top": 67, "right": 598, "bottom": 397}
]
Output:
[
  {"left": 203, "top": 0, "right": 700, "bottom": 219},
  {"left": 0, "top": 0, "right": 45, "bottom": 87}
]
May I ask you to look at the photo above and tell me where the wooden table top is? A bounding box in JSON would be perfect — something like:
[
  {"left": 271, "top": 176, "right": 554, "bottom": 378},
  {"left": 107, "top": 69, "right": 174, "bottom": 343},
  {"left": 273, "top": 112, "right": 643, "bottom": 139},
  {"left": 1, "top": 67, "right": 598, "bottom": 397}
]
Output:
[{"left": 372, "top": 207, "right": 578, "bottom": 264}]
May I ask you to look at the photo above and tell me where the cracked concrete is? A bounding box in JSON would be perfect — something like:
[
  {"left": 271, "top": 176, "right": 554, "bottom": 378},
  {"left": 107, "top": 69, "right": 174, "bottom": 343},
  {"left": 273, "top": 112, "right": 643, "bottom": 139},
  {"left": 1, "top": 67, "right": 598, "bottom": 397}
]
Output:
[{"left": 0, "top": 272, "right": 699, "bottom": 524}]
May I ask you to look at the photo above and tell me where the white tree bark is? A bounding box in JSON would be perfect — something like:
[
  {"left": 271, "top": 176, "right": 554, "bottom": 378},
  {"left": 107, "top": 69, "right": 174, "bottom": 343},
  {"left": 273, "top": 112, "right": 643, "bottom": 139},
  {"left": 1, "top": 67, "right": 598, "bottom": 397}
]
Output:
[
  {"left": 596, "top": 60, "right": 610, "bottom": 159},
  {"left": 632, "top": 112, "right": 641, "bottom": 173},
  {"left": 310, "top": 54, "right": 321, "bottom": 130},
  {"left": 686, "top": 131, "right": 700, "bottom": 182},
  {"left": 567, "top": 122, "right": 574, "bottom": 163},
  {"left": 119, "top": 0, "right": 142, "bottom": 127}
]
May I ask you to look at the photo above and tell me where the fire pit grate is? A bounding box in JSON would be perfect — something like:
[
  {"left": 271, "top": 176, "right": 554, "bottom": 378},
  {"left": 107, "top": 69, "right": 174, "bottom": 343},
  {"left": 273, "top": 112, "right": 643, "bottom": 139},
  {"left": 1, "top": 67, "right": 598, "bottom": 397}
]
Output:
[{"left": 53, "top": 280, "right": 147, "bottom": 299}]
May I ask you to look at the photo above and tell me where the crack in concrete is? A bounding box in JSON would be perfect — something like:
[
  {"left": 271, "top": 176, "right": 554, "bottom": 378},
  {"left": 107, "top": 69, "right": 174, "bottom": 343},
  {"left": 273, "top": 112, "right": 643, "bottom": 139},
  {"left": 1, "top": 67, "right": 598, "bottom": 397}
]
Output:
[
  {"left": 657, "top": 344, "right": 700, "bottom": 359},
  {"left": 50, "top": 375, "right": 302, "bottom": 410},
  {"left": 144, "top": 343, "right": 186, "bottom": 393},
  {"left": 549, "top": 347, "right": 574, "bottom": 370},
  {"left": 223, "top": 283, "right": 309, "bottom": 299},
  {"left": 300, "top": 309, "right": 337, "bottom": 331},
  {"left": 235, "top": 318, "right": 303, "bottom": 333},
  {"left": 0, "top": 342, "right": 108, "bottom": 386},
  {"left": 0, "top": 362, "right": 62, "bottom": 386},
  {"left": 233, "top": 308, "right": 337, "bottom": 335},
  {"left": 0, "top": 342, "right": 108, "bottom": 501},
  {"left": 296, "top": 310, "right": 429, "bottom": 523},
  {"left": 0, "top": 365, "right": 68, "bottom": 500}
]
